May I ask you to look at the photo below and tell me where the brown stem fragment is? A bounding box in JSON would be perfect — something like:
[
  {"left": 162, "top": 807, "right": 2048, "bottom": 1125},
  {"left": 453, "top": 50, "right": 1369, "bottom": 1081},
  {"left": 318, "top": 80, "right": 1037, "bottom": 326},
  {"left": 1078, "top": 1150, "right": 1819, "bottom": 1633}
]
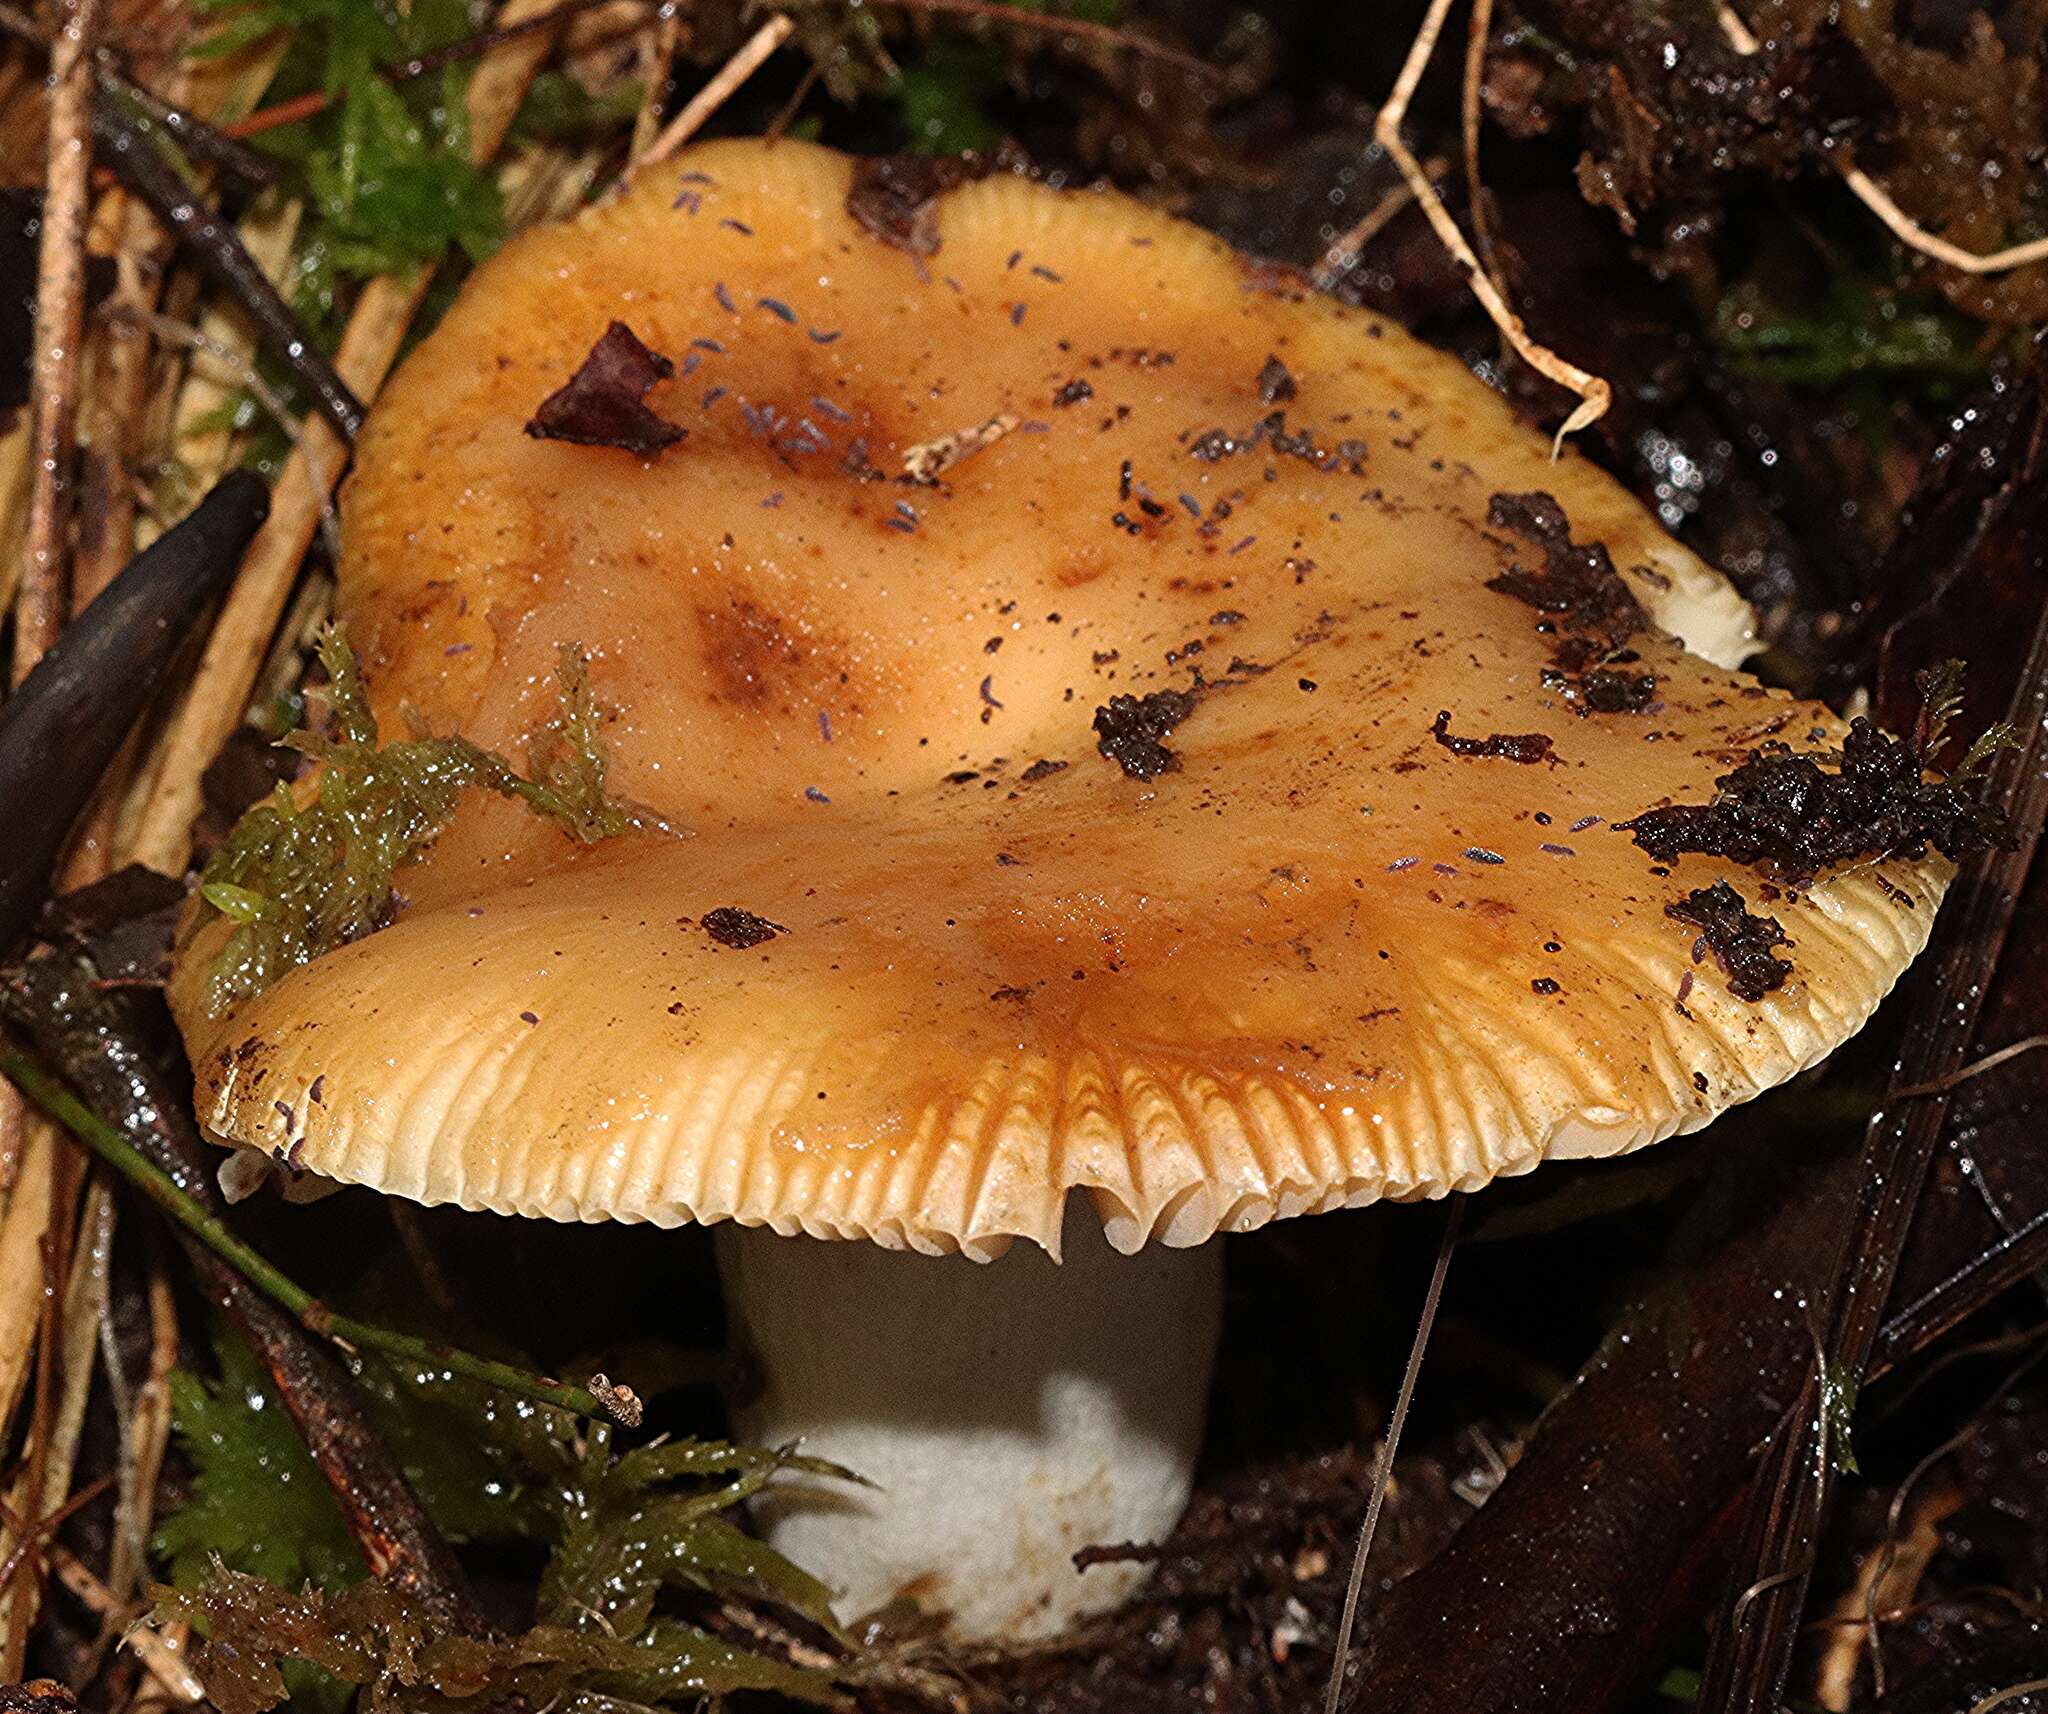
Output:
[{"left": 13, "top": 0, "right": 101, "bottom": 685}]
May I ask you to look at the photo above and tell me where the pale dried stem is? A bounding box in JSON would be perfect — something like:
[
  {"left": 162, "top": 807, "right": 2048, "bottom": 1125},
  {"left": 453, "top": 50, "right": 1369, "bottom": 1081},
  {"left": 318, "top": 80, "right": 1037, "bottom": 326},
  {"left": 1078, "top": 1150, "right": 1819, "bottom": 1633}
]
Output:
[
  {"left": 503, "top": 138, "right": 614, "bottom": 227},
  {"left": 1811, "top": 1478, "right": 1958, "bottom": 1709},
  {"left": 629, "top": 5, "right": 687, "bottom": 164},
  {"left": 636, "top": 13, "right": 794, "bottom": 173},
  {"left": 0, "top": 1181, "right": 115, "bottom": 1652},
  {"left": 0, "top": 1098, "right": 20, "bottom": 1199},
  {"left": 248, "top": 568, "right": 334, "bottom": 723},
  {"left": 1461, "top": 0, "right": 1498, "bottom": 279},
  {"left": 0, "top": 30, "right": 270, "bottom": 1669},
  {"left": 3, "top": 1514, "right": 203, "bottom": 1704},
  {"left": 1323, "top": 1197, "right": 1465, "bottom": 1714},
  {"left": 0, "top": 1171, "right": 113, "bottom": 1658},
  {"left": 0, "top": 418, "right": 31, "bottom": 616},
  {"left": 130, "top": 306, "right": 338, "bottom": 557},
  {"left": 127, "top": 0, "right": 570, "bottom": 878},
  {"left": 76, "top": 195, "right": 171, "bottom": 607},
  {"left": 0, "top": 1134, "right": 54, "bottom": 1431},
  {"left": 1372, "top": 0, "right": 1608, "bottom": 448},
  {"left": 105, "top": 1250, "right": 178, "bottom": 1608},
  {"left": 1719, "top": 4, "right": 2048, "bottom": 274},
  {"left": 163, "top": 194, "right": 303, "bottom": 517},
  {"left": 1310, "top": 164, "right": 1435, "bottom": 293},
  {"left": 1970, "top": 1681, "right": 2048, "bottom": 1714},
  {"left": 13, "top": 0, "right": 102, "bottom": 685}
]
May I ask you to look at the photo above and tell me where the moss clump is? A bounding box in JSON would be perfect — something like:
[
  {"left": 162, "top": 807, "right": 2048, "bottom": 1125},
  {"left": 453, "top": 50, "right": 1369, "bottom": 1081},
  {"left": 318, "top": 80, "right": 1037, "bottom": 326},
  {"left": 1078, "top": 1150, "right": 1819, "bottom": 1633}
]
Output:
[
  {"left": 197, "top": 627, "right": 628, "bottom": 1015},
  {"left": 154, "top": 1356, "right": 857, "bottom": 1714}
]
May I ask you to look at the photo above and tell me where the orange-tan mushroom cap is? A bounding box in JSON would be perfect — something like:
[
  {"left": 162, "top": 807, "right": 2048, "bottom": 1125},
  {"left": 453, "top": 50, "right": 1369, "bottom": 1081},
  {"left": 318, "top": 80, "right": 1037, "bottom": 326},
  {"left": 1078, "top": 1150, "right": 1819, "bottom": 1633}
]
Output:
[{"left": 168, "top": 140, "right": 1948, "bottom": 1260}]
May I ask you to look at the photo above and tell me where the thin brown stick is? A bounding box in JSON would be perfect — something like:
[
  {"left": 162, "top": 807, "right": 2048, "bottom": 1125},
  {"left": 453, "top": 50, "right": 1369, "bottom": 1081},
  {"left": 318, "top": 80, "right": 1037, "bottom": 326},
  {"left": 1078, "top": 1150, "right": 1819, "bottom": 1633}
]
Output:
[
  {"left": 1461, "top": 0, "right": 1499, "bottom": 280},
  {"left": 1310, "top": 164, "right": 1435, "bottom": 292},
  {"left": 629, "top": 4, "right": 687, "bottom": 165},
  {"left": 0, "top": 1490, "right": 203, "bottom": 1702},
  {"left": 764, "top": 57, "right": 824, "bottom": 145},
  {"left": 636, "top": 14, "right": 795, "bottom": 173},
  {"left": 1718, "top": 5, "right": 2048, "bottom": 276},
  {"left": 14, "top": 0, "right": 101, "bottom": 684},
  {"left": 75, "top": 194, "right": 167, "bottom": 606},
  {"left": 51, "top": 1537, "right": 203, "bottom": 1703},
  {"left": 105, "top": 1242, "right": 178, "bottom": 1606},
  {"left": 128, "top": 0, "right": 567, "bottom": 877},
  {"left": 1847, "top": 1336, "right": 2048, "bottom": 1704},
  {"left": 0, "top": 1473, "right": 115, "bottom": 1596},
  {"left": 1971, "top": 1681, "right": 2048, "bottom": 1714},
  {"left": 160, "top": 196, "right": 303, "bottom": 512},
  {"left": 1322, "top": 1195, "right": 1465, "bottom": 1714},
  {"left": 219, "top": 88, "right": 324, "bottom": 138},
  {"left": 1888, "top": 1033, "right": 2048, "bottom": 1100},
  {"left": 1373, "top": 0, "right": 1608, "bottom": 447}
]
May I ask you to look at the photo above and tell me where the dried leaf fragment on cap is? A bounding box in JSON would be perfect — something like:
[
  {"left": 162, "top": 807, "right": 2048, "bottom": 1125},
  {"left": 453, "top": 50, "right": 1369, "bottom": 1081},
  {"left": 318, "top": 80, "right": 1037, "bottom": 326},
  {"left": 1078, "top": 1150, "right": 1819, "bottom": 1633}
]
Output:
[{"left": 525, "top": 320, "right": 686, "bottom": 457}]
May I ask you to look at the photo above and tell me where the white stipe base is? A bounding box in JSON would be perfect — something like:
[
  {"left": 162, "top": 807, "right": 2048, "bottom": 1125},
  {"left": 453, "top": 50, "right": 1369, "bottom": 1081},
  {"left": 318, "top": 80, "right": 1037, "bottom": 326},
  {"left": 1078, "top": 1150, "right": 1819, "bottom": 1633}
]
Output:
[{"left": 717, "top": 1209, "right": 1224, "bottom": 1640}]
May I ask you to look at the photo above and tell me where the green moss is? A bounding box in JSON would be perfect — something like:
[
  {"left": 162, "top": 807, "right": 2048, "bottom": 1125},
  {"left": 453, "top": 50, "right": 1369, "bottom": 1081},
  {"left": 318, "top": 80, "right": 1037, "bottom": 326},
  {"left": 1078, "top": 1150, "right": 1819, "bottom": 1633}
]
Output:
[
  {"left": 155, "top": 1325, "right": 362, "bottom": 1595},
  {"left": 158, "top": 1570, "right": 844, "bottom": 1714},
  {"left": 509, "top": 70, "right": 647, "bottom": 144},
  {"left": 1711, "top": 273, "right": 1992, "bottom": 391},
  {"left": 155, "top": 1352, "right": 857, "bottom": 1714},
  {"left": 197, "top": 627, "right": 627, "bottom": 1015},
  {"left": 191, "top": 0, "right": 503, "bottom": 347}
]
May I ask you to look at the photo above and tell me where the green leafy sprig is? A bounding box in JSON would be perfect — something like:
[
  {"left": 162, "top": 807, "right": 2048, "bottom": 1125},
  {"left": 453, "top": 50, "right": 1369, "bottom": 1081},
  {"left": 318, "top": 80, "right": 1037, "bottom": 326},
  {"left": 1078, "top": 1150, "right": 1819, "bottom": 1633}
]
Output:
[{"left": 153, "top": 1349, "right": 856, "bottom": 1714}]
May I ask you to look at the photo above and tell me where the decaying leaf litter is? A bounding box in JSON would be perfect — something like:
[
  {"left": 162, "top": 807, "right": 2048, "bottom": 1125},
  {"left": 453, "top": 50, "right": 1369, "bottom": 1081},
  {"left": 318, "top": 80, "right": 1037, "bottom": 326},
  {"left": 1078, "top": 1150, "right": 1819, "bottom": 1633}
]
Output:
[{"left": 0, "top": 2, "right": 2045, "bottom": 1712}]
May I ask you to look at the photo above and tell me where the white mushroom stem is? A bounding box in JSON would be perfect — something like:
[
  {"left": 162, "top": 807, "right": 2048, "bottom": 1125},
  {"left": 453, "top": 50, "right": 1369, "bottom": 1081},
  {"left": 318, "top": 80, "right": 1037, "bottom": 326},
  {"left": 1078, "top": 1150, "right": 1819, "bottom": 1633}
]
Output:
[{"left": 715, "top": 1209, "right": 1223, "bottom": 1641}]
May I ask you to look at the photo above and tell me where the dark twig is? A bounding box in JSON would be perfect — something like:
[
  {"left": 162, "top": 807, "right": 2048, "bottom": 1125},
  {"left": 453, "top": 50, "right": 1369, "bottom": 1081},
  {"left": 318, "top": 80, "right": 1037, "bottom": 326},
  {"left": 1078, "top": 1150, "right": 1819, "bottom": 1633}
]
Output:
[
  {"left": 0, "top": 472, "right": 269, "bottom": 951},
  {"left": 1698, "top": 563, "right": 2048, "bottom": 1711},
  {"left": 90, "top": 104, "right": 365, "bottom": 444},
  {"left": 95, "top": 64, "right": 280, "bottom": 190},
  {"left": 391, "top": 0, "right": 638, "bottom": 81},
  {"left": 1874, "top": 1206, "right": 2048, "bottom": 1375}
]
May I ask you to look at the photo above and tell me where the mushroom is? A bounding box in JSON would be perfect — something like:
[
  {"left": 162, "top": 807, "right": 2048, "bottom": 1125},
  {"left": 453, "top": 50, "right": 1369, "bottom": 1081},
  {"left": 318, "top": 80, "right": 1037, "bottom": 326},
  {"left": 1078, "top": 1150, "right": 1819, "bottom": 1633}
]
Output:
[{"left": 168, "top": 140, "right": 1953, "bottom": 1640}]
